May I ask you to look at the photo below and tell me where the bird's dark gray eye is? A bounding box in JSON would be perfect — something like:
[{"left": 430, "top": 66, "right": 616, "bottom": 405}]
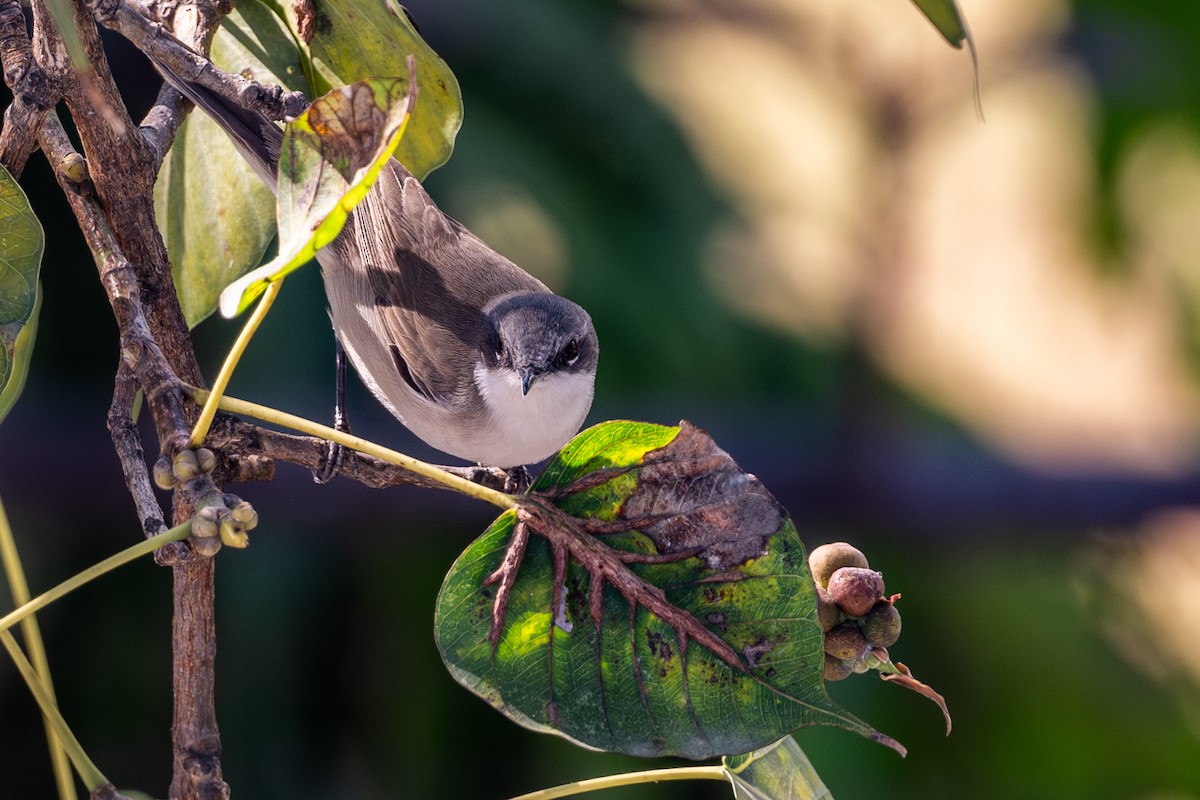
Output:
[
  {"left": 494, "top": 338, "right": 506, "bottom": 360},
  {"left": 560, "top": 338, "right": 579, "bottom": 364}
]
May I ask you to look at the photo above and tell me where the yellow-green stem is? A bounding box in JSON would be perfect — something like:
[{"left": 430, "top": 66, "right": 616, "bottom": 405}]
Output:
[
  {"left": 191, "top": 278, "right": 283, "bottom": 447},
  {"left": 507, "top": 766, "right": 730, "bottom": 800},
  {"left": 187, "top": 387, "right": 518, "bottom": 510},
  {"left": 0, "top": 495, "right": 77, "bottom": 799},
  {"left": 0, "top": 522, "right": 191, "bottom": 637},
  {"left": 0, "top": 629, "right": 107, "bottom": 790}
]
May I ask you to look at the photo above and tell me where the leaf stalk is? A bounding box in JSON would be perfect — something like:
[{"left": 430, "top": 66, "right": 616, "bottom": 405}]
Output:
[
  {"left": 186, "top": 387, "right": 518, "bottom": 510},
  {"left": 0, "top": 628, "right": 106, "bottom": 790},
  {"left": 0, "top": 495, "right": 77, "bottom": 799},
  {"left": 0, "top": 523, "right": 192, "bottom": 637},
  {"left": 507, "top": 766, "right": 729, "bottom": 800},
  {"left": 191, "top": 278, "right": 283, "bottom": 447}
]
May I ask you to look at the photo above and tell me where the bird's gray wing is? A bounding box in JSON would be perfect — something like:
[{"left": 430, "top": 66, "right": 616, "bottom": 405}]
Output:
[{"left": 335, "top": 161, "right": 548, "bottom": 406}]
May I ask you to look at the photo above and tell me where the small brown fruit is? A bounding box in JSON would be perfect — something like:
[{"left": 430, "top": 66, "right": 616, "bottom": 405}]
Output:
[
  {"left": 823, "top": 622, "right": 868, "bottom": 662},
  {"left": 823, "top": 653, "right": 854, "bottom": 682},
  {"left": 808, "top": 542, "right": 870, "bottom": 587},
  {"left": 816, "top": 585, "right": 842, "bottom": 632},
  {"left": 828, "top": 567, "right": 884, "bottom": 617},
  {"left": 860, "top": 600, "right": 902, "bottom": 647}
]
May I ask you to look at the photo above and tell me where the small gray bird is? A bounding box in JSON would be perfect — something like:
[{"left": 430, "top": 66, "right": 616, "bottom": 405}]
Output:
[{"left": 156, "top": 65, "right": 599, "bottom": 468}]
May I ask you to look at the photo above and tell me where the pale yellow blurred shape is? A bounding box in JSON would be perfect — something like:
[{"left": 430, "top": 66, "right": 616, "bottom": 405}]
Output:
[
  {"left": 630, "top": 0, "right": 1200, "bottom": 472},
  {"left": 1097, "top": 510, "right": 1200, "bottom": 717},
  {"left": 883, "top": 64, "right": 1200, "bottom": 472},
  {"left": 630, "top": 9, "right": 875, "bottom": 339},
  {"left": 1134, "top": 512, "right": 1200, "bottom": 684},
  {"left": 1118, "top": 121, "right": 1200, "bottom": 299}
]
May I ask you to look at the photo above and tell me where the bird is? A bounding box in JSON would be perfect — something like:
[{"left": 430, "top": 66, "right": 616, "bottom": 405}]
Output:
[{"left": 154, "top": 63, "right": 599, "bottom": 469}]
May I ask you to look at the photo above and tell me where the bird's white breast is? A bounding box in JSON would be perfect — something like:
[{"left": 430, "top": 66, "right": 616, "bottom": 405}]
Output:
[{"left": 471, "top": 363, "right": 595, "bottom": 466}]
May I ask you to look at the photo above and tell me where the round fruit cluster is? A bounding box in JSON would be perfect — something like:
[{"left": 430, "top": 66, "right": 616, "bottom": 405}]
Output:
[{"left": 809, "top": 542, "right": 901, "bottom": 681}]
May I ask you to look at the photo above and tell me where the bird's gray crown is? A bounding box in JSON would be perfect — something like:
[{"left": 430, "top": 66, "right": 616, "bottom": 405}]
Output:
[{"left": 484, "top": 292, "right": 599, "bottom": 376}]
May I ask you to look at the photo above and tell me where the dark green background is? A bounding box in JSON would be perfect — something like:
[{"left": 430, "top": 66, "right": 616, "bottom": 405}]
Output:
[{"left": 2, "top": 1, "right": 1200, "bottom": 798}]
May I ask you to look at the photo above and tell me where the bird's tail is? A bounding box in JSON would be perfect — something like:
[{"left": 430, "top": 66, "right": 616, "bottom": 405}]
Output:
[{"left": 151, "top": 57, "right": 287, "bottom": 191}]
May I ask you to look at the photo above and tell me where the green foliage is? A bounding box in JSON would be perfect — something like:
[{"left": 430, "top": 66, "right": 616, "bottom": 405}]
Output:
[
  {"left": 270, "top": 0, "right": 463, "bottom": 177},
  {"left": 0, "top": 164, "right": 43, "bottom": 425},
  {"left": 154, "top": 0, "right": 303, "bottom": 326},
  {"left": 435, "top": 421, "right": 896, "bottom": 760}
]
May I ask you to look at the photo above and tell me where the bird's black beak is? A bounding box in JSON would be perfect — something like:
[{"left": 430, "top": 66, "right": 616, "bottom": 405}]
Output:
[{"left": 520, "top": 367, "right": 536, "bottom": 396}]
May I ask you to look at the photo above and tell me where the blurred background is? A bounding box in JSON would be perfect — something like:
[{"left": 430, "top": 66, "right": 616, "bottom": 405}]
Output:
[{"left": 3, "top": 0, "right": 1200, "bottom": 796}]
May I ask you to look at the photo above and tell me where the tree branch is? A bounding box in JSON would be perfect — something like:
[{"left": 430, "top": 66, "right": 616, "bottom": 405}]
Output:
[{"left": 206, "top": 414, "right": 514, "bottom": 493}]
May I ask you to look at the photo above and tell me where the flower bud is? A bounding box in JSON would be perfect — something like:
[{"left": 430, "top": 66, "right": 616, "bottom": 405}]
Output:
[
  {"left": 153, "top": 456, "right": 176, "bottom": 490},
  {"left": 195, "top": 447, "right": 217, "bottom": 474},
  {"left": 190, "top": 507, "right": 220, "bottom": 540},
  {"left": 229, "top": 500, "right": 258, "bottom": 530},
  {"left": 220, "top": 518, "right": 250, "bottom": 548},
  {"left": 172, "top": 450, "right": 200, "bottom": 482}
]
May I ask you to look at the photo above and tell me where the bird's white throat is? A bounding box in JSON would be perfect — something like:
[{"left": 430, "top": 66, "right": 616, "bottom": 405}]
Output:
[{"left": 472, "top": 361, "right": 595, "bottom": 466}]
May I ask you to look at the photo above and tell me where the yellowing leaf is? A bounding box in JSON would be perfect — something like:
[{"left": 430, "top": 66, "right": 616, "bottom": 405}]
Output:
[{"left": 219, "top": 71, "right": 417, "bottom": 317}]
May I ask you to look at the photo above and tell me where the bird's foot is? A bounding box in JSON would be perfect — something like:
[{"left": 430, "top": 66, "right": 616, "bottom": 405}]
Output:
[{"left": 502, "top": 465, "right": 533, "bottom": 494}]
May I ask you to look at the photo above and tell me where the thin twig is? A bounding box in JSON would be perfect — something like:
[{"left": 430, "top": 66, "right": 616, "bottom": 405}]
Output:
[
  {"left": 106, "top": 359, "right": 169, "bottom": 539},
  {"left": 99, "top": 0, "right": 308, "bottom": 121},
  {"left": 139, "top": 82, "right": 188, "bottom": 169}
]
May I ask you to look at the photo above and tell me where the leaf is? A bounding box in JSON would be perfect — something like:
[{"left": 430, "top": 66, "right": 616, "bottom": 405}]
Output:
[
  {"left": 724, "top": 736, "right": 833, "bottom": 800},
  {"left": 154, "top": 0, "right": 306, "bottom": 326},
  {"left": 273, "top": 0, "right": 462, "bottom": 180},
  {"left": 0, "top": 163, "right": 44, "bottom": 425},
  {"left": 218, "top": 70, "right": 417, "bottom": 317},
  {"left": 435, "top": 420, "right": 903, "bottom": 760}
]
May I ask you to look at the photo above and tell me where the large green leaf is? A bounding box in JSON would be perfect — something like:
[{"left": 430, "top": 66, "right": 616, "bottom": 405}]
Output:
[
  {"left": 219, "top": 74, "right": 416, "bottom": 316},
  {"left": 435, "top": 421, "right": 901, "bottom": 760},
  {"left": 154, "top": 0, "right": 305, "bottom": 326},
  {"left": 0, "top": 163, "right": 44, "bottom": 425},
  {"left": 724, "top": 736, "right": 832, "bottom": 800},
  {"left": 272, "top": 0, "right": 462, "bottom": 180}
]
